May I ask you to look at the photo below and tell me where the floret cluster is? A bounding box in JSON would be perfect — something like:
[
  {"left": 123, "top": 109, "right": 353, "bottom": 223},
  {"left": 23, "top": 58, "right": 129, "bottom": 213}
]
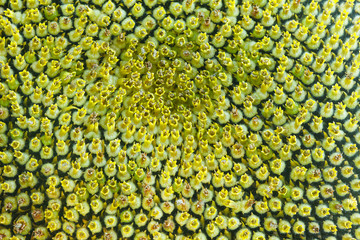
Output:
[{"left": 1, "top": 0, "right": 360, "bottom": 239}]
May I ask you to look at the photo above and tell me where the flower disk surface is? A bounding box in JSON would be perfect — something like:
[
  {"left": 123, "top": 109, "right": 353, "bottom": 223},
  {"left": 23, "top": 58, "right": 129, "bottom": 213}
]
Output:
[{"left": 1, "top": 0, "right": 360, "bottom": 239}]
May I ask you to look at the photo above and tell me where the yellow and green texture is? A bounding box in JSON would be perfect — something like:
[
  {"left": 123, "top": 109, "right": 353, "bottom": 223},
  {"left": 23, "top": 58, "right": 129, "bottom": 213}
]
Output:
[{"left": 1, "top": 0, "right": 360, "bottom": 239}]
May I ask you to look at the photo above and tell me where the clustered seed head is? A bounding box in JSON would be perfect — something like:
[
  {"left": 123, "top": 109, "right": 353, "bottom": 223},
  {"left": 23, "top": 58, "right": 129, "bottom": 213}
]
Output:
[{"left": 1, "top": 0, "right": 360, "bottom": 239}]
